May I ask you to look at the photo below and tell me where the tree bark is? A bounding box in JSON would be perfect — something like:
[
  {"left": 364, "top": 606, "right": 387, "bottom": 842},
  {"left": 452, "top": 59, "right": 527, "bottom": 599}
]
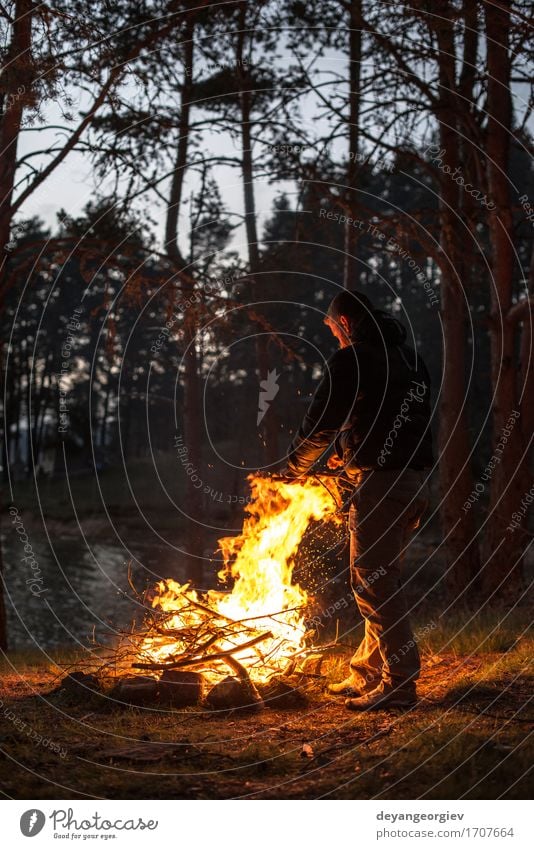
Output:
[
  {"left": 0, "top": 0, "right": 32, "bottom": 649},
  {"left": 517, "top": 245, "right": 534, "bottom": 442},
  {"left": 434, "top": 3, "right": 481, "bottom": 599},
  {"left": 0, "top": 346, "right": 9, "bottom": 650},
  {"left": 0, "top": 0, "right": 32, "bottom": 271},
  {"left": 164, "top": 18, "right": 203, "bottom": 585},
  {"left": 343, "top": 0, "right": 363, "bottom": 290},
  {"left": 100, "top": 361, "right": 112, "bottom": 451},
  {"left": 483, "top": 0, "right": 528, "bottom": 599},
  {"left": 237, "top": 2, "right": 279, "bottom": 467}
]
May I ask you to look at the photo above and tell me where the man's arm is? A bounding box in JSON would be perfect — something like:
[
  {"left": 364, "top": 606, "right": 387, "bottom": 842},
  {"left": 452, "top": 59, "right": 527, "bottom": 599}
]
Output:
[{"left": 284, "top": 349, "right": 359, "bottom": 476}]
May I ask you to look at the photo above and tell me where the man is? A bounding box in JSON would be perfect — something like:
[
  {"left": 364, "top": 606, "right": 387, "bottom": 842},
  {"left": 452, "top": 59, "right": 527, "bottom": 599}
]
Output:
[{"left": 282, "top": 290, "right": 433, "bottom": 711}]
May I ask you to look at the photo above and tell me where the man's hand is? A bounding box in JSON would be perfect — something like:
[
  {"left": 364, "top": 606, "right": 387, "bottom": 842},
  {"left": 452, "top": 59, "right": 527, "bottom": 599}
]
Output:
[{"left": 326, "top": 453, "right": 345, "bottom": 470}]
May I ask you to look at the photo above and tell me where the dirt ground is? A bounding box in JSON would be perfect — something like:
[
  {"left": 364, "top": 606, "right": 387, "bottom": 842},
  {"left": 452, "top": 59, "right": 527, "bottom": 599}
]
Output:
[{"left": 0, "top": 643, "right": 532, "bottom": 800}]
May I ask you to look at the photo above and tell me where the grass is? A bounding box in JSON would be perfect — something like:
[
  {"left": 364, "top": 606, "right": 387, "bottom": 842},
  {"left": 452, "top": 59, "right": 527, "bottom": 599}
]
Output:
[
  {"left": 0, "top": 609, "right": 532, "bottom": 800},
  {"left": 418, "top": 607, "right": 533, "bottom": 656}
]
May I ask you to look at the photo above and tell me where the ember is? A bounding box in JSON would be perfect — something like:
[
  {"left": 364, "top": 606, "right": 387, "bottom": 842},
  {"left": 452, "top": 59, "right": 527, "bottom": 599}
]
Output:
[{"left": 132, "top": 474, "right": 341, "bottom": 685}]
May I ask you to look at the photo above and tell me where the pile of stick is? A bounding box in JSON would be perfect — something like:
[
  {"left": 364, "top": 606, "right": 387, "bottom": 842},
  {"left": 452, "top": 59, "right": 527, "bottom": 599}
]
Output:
[{"left": 88, "top": 572, "right": 323, "bottom": 689}]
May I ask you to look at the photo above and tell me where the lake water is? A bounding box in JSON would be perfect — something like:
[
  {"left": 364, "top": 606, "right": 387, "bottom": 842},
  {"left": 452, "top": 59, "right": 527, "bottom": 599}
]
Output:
[{"left": 2, "top": 527, "right": 223, "bottom": 651}]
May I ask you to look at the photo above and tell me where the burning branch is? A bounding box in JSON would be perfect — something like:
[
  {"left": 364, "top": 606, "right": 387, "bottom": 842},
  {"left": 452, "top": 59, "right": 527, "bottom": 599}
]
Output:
[
  {"left": 76, "top": 475, "right": 342, "bottom": 710},
  {"left": 133, "top": 631, "right": 273, "bottom": 671}
]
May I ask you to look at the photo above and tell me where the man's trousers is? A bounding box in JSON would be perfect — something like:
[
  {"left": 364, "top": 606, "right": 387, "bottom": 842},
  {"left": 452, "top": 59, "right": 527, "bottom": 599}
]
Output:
[{"left": 348, "top": 468, "right": 430, "bottom": 694}]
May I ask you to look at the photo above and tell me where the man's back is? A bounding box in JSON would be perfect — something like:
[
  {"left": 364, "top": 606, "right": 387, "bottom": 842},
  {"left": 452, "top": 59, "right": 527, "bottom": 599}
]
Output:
[
  {"left": 333, "top": 340, "right": 433, "bottom": 471},
  {"left": 285, "top": 294, "right": 434, "bottom": 477}
]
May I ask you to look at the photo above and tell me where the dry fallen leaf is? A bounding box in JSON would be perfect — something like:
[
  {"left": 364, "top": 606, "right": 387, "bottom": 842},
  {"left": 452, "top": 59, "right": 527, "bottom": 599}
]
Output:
[
  {"left": 100, "top": 742, "right": 190, "bottom": 763},
  {"left": 301, "top": 743, "right": 314, "bottom": 759}
]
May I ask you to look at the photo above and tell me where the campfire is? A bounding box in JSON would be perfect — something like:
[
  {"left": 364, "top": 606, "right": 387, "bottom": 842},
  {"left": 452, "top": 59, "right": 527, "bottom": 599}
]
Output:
[
  {"left": 67, "top": 475, "right": 342, "bottom": 711},
  {"left": 135, "top": 475, "right": 341, "bottom": 679}
]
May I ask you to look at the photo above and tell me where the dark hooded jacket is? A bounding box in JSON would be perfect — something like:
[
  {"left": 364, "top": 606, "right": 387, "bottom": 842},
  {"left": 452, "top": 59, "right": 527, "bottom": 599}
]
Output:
[{"left": 286, "top": 314, "right": 433, "bottom": 476}]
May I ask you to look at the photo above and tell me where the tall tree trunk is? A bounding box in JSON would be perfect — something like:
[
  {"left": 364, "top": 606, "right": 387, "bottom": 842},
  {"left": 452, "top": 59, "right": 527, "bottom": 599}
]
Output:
[
  {"left": 482, "top": 0, "right": 528, "bottom": 599},
  {"left": 164, "top": 18, "right": 203, "bottom": 585},
  {"left": 236, "top": 2, "right": 279, "bottom": 469},
  {"left": 435, "top": 3, "right": 480, "bottom": 599},
  {"left": 0, "top": 0, "right": 33, "bottom": 651},
  {"left": 0, "top": 0, "right": 32, "bottom": 271},
  {"left": 100, "top": 372, "right": 111, "bottom": 451},
  {"left": 0, "top": 0, "right": 34, "bottom": 651},
  {"left": 121, "top": 369, "right": 133, "bottom": 463},
  {"left": 343, "top": 0, "right": 363, "bottom": 290},
  {"left": 0, "top": 347, "right": 9, "bottom": 650},
  {"left": 518, "top": 244, "right": 534, "bottom": 443},
  {"left": 32, "top": 355, "right": 52, "bottom": 474}
]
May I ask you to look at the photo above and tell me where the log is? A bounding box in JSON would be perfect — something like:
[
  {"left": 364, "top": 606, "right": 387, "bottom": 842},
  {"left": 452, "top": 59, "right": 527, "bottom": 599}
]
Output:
[
  {"left": 110, "top": 675, "right": 159, "bottom": 707},
  {"left": 61, "top": 672, "right": 101, "bottom": 695},
  {"left": 158, "top": 670, "right": 204, "bottom": 707},
  {"left": 59, "top": 672, "right": 103, "bottom": 706},
  {"left": 259, "top": 678, "right": 309, "bottom": 709},
  {"left": 205, "top": 676, "right": 263, "bottom": 713}
]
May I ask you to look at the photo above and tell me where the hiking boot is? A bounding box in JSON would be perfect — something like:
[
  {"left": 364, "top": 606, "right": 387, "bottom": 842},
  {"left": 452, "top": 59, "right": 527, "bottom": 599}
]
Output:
[
  {"left": 344, "top": 683, "right": 417, "bottom": 712},
  {"left": 327, "top": 675, "right": 380, "bottom": 697}
]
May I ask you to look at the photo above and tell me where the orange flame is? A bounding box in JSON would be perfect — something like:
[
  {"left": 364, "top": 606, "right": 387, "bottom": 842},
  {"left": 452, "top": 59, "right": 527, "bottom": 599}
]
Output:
[{"left": 139, "top": 475, "right": 341, "bottom": 682}]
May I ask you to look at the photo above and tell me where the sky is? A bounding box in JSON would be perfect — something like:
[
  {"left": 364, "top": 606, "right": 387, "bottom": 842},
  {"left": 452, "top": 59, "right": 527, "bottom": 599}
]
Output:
[
  {"left": 15, "top": 86, "right": 305, "bottom": 261},
  {"left": 13, "top": 35, "right": 533, "bottom": 264},
  {"left": 13, "top": 39, "right": 352, "bottom": 262}
]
